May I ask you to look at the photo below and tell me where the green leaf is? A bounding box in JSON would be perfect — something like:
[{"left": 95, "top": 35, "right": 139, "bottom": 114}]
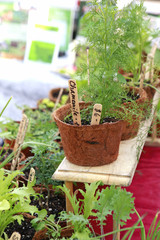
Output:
[
  {"left": 0, "top": 200, "right": 10, "bottom": 211},
  {"left": 38, "top": 209, "right": 47, "bottom": 219},
  {"left": 117, "top": 73, "right": 126, "bottom": 83}
]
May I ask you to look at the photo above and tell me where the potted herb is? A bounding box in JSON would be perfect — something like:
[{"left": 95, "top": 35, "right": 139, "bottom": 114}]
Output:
[{"left": 53, "top": 0, "right": 148, "bottom": 166}]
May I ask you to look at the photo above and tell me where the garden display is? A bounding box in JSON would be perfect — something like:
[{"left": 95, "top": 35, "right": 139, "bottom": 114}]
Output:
[{"left": 0, "top": 0, "right": 160, "bottom": 239}]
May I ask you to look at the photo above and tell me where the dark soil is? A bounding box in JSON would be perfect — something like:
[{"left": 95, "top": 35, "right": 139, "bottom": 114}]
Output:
[
  {"left": 4, "top": 190, "right": 65, "bottom": 240},
  {"left": 64, "top": 114, "right": 119, "bottom": 125},
  {"left": 4, "top": 217, "right": 35, "bottom": 240},
  {"left": 31, "top": 190, "right": 65, "bottom": 218}
]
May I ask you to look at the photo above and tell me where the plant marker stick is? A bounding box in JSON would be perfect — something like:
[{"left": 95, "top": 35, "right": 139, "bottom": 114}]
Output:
[
  {"left": 9, "top": 232, "right": 21, "bottom": 240},
  {"left": 151, "top": 42, "right": 157, "bottom": 57},
  {"left": 86, "top": 46, "right": 90, "bottom": 85},
  {"left": 11, "top": 114, "right": 29, "bottom": 171},
  {"left": 68, "top": 79, "right": 81, "bottom": 126},
  {"left": 28, "top": 167, "right": 35, "bottom": 182},
  {"left": 91, "top": 104, "right": 102, "bottom": 125},
  {"left": 145, "top": 43, "right": 157, "bottom": 80},
  {"left": 140, "top": 65, "right": 145, "bottom": 91},
  {"left": 149, "top": 42, "right": 157, "bottom": 83},
  {"left": 53, "top": 88, "right": 64, "bottom": 111}
]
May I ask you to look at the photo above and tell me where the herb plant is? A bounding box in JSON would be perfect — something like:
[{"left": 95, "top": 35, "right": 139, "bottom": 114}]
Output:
[
  {"left": 27, "top": 144, "right": 64, "bottom": 206},
  {"left": 31, "top": 181, "right": 136, "bottom": 240},
  {"left": 0, "top": 169, "right": 38, "bottom": 240},
  {"left": 0, "top": 106, "right": 60, "bottom": 149},
  {"left": 75, "top": 0, "right": 148, "bottom": 120}
]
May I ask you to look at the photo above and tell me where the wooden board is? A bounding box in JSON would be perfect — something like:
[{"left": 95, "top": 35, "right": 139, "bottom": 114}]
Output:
[
  {"left": 145, "top": 137, "right": 160, "bottom": 147},
  {"left": 52, "top": 91, "right": 160, "bottom": 187}
]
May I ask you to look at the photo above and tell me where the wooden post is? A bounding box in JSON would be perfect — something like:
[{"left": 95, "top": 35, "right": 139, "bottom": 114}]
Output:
[
  {"left": 113, "top": 218, "right": 120, "bottom": 240},
  {"left": 91, "top": 104, "right": 102, "bottom": 125},
  {"left": 68, "top": 79, "right": 81, "bottom": 126},
  {"left": 65, "top": 181, "right": 74, "bottom": 213}
]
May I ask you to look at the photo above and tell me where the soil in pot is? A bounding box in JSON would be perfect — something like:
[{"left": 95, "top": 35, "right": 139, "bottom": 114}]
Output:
[
  {"left": 30, "top": 188, "right": 66, "bottom": 219},
  {"left": 4, "top": 191, "right": 65, "bottom": 240},
  {"left": 4, "top": 215, "right": 36, "bottom": 240},
  {"left": 53, "top": 102, "right": 125, "bottom": 166}
]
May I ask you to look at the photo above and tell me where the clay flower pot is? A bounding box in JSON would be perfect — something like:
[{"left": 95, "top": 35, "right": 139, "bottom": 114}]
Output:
[
  {"left": 33, "top": 223, "right": 73, "bottom": 240},
  {"left": 0, "top": 147, "right": 25, "bottom": 170},
  {"left": 121, "top": 87, "right": 148, "bottom": 140},
  {"left": 53, "top": 102, "right": 125, "bottom": 166},
  {"left": 49, "top": 88, "right": 69, "bottom": 103}
]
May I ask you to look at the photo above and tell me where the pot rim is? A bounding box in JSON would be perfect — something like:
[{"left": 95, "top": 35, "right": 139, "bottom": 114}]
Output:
[{"left": 52, "top": 101, "right": 124, "bottom": 128}]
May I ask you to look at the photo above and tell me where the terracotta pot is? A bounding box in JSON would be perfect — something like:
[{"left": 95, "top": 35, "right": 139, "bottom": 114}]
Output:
[
  {"left": 143, "top": 85, "right": 156, "bottom": 101},
  {"left": 48, "top": 88, "right": 69, "bottom": 103},
  {"left": 53, "top": 102, "right": 125, "bottom": 166},
  {"left": 143, "top": 78, "right": 160, "bottom": 101},
  {"left": 33, "top": 224, "right": 73, "bottom": 240},
  {"left": 4, "top": 138, "right": 33, "bottom": 158},
  {"left": 0, "top": 147, "right": 25, "bottom": 170},
  {"left": 121, "top": 87, "right": 148, "bottom": 140}
]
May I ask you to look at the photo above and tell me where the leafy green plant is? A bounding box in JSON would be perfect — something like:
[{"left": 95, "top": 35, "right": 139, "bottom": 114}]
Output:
[
  {"left": 119, "top": 1, "right": 158, "bottom": 84},
  {"left": 0, "top": 168, "right": 39, "bottom": 240},
  {"left": 75, "top": 0, "right": 149, "bottom": 121},
  {"left": 0, "top": 107, "right": 60, "bottom": 149},
  {"left": 30, "top": 182, "right": 138, "bottom": 240},
  {"left": 26, "top": 143, "right": 64, "bottom": 206},
  {"left": 30, "top": 181, "right": 160, "bottom": 240}
]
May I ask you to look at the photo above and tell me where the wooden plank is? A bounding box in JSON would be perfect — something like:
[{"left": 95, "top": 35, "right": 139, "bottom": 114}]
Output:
[{"left": 145, "top": 137, "right": 160, "bottom": 147}]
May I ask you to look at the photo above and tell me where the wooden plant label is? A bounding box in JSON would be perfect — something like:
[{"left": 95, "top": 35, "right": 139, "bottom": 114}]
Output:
[
  {"left": 53, "top": 88, "right": 64, "bottom": 111},
  {"left": 150, "top": 42, "right": 157, "bottom": 57},
  {"left": 86, "top": 46, "right": 90, "bottom": 85},
  {"left": 91, "top": 104, "right": 102, "bottom": 125},
  {"left": 11, "top": 114, "right": 29, "bottom": 171},
  {"left": 68, "top": 79, "right": 81, "bottom": 126},
  {"left": 140, "top": 65, "right": 145, "bottom": 91},
  {"left": 28, "top": 168, "right": 35, "bottom": 182},
  {"left": 13, "top": 114, "right": 29, "bottom": 152},
  {"left": 9, "top": 232, "right": 21, "bottom": 240},
  {"left": 145, "top": 43, "right": 157, "bottom": 80}
]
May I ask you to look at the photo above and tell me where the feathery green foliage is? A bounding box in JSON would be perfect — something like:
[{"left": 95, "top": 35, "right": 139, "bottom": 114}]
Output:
[{"left": 75, "top": 0, "right": 151, "bottom": 119}]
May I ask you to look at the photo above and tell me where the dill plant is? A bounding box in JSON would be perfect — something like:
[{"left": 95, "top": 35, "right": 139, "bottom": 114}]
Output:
[
  {"left": 74, "top": 0, "right": 148, "bottom": 120},
  {"left": 120, "top": 1, "right": 159, "bottom": 84}
]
